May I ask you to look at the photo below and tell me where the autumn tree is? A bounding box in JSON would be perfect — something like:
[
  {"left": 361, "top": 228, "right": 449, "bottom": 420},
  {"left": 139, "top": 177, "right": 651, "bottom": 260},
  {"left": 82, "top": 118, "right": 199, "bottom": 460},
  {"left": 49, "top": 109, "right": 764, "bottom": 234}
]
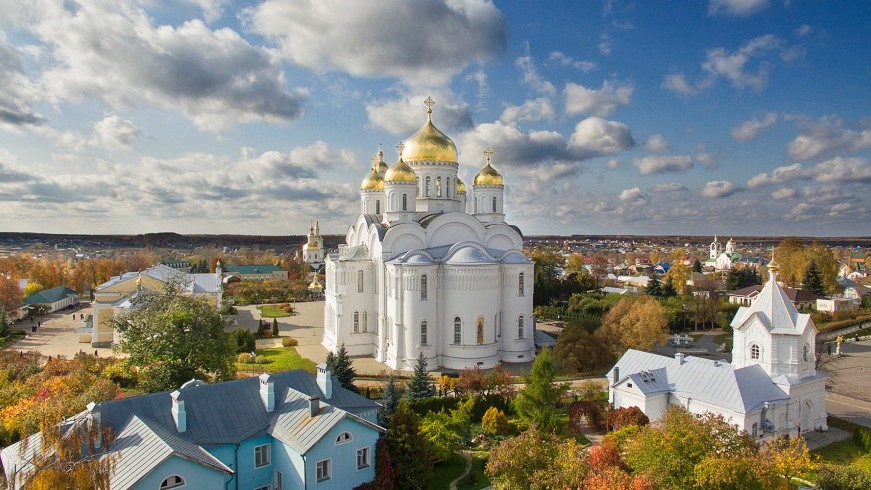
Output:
[
  {"left": 112, "top": 281, "right": 236, "bottom": 392},
  {"left": 404, "top": 351, "right": 435, "bottom": 401},
  {"left": 22, "top": 282, "right": 45, "bottom": 298},
  {"left": 564, "top": 253, "right": 585, "bottom": 272},
  {"left": 597, "top": 295, "right": 668, "bottom": 357},
  {"left": 481, "top": 406, "right": 510, "bottom": 435},
  {"left": 554, "top": 323, "right": 615, "bottom": 374},
  {"left": 514, "top": 346, "right": 568, "bottom": 432},
  {"left": 0, "top": 274, "right": 23, "bottom": 314},
  {"left": 486, "top": 426, "right": 591, "bottom": 490},
  {"left": 455, "top": 365, "right": 514, "bottom": 400}
]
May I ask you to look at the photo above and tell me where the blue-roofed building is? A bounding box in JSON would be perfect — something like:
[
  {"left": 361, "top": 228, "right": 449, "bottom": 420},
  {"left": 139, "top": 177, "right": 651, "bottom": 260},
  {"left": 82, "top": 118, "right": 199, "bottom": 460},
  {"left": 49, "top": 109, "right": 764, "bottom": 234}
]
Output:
[
  {"left": 609, "top": 259, "right": 827, "bottom": 440},
  {"left": 1, "top": 366, "right": 384, "bottom": 489}
]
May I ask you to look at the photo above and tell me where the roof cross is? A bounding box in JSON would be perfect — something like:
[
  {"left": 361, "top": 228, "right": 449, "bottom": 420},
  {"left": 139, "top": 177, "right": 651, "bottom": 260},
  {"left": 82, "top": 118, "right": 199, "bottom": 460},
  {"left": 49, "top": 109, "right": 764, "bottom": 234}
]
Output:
[
  {"left": 424, "top": 96, "right": 435, "bottom": 113},
  {"left": 484, "top": 147, "right": 494, "bottom": 163},
  {"left": 396, "top": 141, "right": 405, "bottom": 159}
]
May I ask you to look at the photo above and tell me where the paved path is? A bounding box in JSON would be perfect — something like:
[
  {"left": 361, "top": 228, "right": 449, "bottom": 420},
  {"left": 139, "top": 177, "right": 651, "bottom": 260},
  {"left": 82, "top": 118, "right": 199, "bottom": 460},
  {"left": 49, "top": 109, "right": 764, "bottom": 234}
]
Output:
[
  {"left": 449, "top": 451, "right": 473, "bottom": 490},
  {"left": 7, "top": 304, "right": 115, "bottom": 358}
]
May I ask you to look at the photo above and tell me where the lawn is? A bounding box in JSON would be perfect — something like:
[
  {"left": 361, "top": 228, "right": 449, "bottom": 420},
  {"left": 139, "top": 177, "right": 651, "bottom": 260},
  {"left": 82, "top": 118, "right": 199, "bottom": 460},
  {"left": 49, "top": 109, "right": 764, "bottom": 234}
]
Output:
[
  {"left": 258, "top": 304, "right": 293, "bottom": 318},
  {"left": 431, "top": 452, "right": 490, "bottom": 490},
  {"left": 813, "top": 437, "right": 871, "bottom": 473},
  {"left": 713, "top": 332, "right": 733, "bottom": 352},
  {"left": 0, "top": 329, "right": 25, "bottom": 349},
  {"left": 236, "top": 347, "right": 316, "bottom": 374}
]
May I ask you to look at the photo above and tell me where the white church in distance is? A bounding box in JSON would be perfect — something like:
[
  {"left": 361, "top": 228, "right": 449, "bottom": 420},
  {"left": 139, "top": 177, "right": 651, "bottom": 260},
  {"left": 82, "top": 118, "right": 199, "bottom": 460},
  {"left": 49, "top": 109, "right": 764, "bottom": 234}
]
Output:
[
  {"left": 609, "top": 259, "right": 828, "bottom": 438},
  {"left": 322, "top": 98, "right": 535, "bottom": 371}
]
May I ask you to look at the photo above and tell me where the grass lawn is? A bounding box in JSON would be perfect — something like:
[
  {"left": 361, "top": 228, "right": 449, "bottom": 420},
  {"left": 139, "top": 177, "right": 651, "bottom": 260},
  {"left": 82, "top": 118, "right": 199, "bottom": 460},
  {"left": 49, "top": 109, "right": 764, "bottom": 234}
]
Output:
[
  {"left": 0, "top": 329, "right": 25, "bottom": 349},
  {"left": 258, "top": 305, "right": 292, "bottom": 318},
  {"left": 236, "top": 347, "right": 316, "bottom": 374},
  {"left": 431, "top": 452, "right": 491, "bottom": 490},
  {"left": 813, "top": 438, "right": 871, "bottom": 472},
  {"left": 713, "top": 332, "right": 733, "bottom": 352}
]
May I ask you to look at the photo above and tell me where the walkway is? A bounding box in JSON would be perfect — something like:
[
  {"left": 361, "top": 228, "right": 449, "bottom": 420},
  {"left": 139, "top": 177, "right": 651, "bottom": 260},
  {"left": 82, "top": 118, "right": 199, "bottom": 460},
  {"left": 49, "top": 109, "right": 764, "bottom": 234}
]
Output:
[{"left": 449, "top": 451, "right": 473, "bottom": 490}]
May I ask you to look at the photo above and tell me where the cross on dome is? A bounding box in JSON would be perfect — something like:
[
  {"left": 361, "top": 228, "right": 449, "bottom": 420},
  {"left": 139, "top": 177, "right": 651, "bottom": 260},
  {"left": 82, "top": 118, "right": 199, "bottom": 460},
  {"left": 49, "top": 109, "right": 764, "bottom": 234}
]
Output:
[
  {"left": 396, "top": 141, "right": 405, "bottom": 158},
  {"left": 484, "top": 147, "right": 494, "bottom": 163},
  {"left": 424, "top": 96, "right": 435, "bottom": 113}
]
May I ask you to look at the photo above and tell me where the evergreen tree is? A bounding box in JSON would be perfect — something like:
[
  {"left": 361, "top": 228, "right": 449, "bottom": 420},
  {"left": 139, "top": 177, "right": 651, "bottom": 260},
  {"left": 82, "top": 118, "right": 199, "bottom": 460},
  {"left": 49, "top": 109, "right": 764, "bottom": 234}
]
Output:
[
  {"left": 271, "top": 318, "right": 279, "bottom": 337},
  {"left": 325, "top": 343, "right": 356, "bottom": 392},
  {"left": 405, "top": 351, "right": 435, "bottom": 401},
  {"left": 645, "top": 275, "right": 661, "bottom": 296},
  {"left": 379, "top": 374, "right": 404, "bottom": 425},
  {"left": 660, "top": 277, "right": 677, "bottom": 297},
  {"left": 0, "top": 309, "right": 8, "bottom": 337},
  {"left": 803, "top": 260, "right": 826, "bottom": 295},
  {"left": 386, "top": 401, "right": 434, "bottom": 489},
  {"left": 693, "top": 259, "right": 703, "bottom": 273},
  {"left": 514, "top": 346, "right": 568, "bottom": 432}
]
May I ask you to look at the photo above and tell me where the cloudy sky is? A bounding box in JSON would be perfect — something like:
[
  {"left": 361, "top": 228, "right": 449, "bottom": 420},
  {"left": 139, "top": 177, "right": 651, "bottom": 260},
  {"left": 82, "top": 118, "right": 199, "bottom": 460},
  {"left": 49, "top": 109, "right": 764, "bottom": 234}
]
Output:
[{"left": 1, "top": 0, "right": 869, "bottom": 237}]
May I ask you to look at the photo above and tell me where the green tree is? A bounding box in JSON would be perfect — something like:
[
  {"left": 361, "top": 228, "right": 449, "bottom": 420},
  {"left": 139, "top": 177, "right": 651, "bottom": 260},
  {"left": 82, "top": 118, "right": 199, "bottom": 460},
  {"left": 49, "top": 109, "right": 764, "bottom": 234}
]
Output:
[
  {"left": 803, "top": 260, "right": 825, "bottom": 295},
  {"left": 325, "top": 343, "right": 356, "bottom": 392},
  {"left": 405, "top": 351, "right": 435, "bottom": 401},
  {"left": 553, "top": 323, "right": 614, "bottom": 374},
  {"left": 112, "top": 282, "right": 236, "bottom": 392},
  {"left": 514, "top": 346, "right": 568, "bottom": 432},
  {"left": 271, "top": 317, "right": 279, "bottom": 337},
  {"left": 815, "top": 464, "right": 871, "bottom": 490},
  {"left": 379, "top": 374, "right": 403, "bottom": 425},
  {"left": 386, "top": 401, "right": 433, "bottom": 490},
  {"left": 660, "top": 276, "right": 677, "bottom": 297},
  {"left": 419, "top": 410, "right": 465, "bottom": 461},
  {"left": 645, "top": 275, "right": 661, "bottom": 296},
  {"left": 693, "top": 259, "right": 703, "bottom": 273},
  {"left": 230, "top": 328, "right": 255, "bottom": 354}
]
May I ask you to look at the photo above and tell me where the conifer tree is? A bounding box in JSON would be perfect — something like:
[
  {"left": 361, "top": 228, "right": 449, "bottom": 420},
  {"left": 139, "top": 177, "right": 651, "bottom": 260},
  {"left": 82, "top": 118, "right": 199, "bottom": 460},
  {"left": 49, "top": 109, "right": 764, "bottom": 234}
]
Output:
[
  {"left": 271, "top": 318, "right": 279, "bottom": 337},
  {"left": 379, "top": 374, "right": 404, "bottom": 426},
  {"left": 645, "top": 276, "right": 661, "bottom": 296},
  {"left": 660, "top": 277, "right": 677, "bottom": 297},
  {"left": 803, "top": 260, "right": 826, "bottom": 295},
  {"left": 693, "top": 259, "right": 703, "bottom": 273},
  {"left": 325, "top": 343, "right": 356, "bottom": 392},
  {"left": 386, "top": 401, "right": 433, "bottom": 489},
  {"left": 514, "top": 346, "right": 568, "bottom": 432},
  {"left": 405, "top": 351, "right": 435, "bottom": 401}
]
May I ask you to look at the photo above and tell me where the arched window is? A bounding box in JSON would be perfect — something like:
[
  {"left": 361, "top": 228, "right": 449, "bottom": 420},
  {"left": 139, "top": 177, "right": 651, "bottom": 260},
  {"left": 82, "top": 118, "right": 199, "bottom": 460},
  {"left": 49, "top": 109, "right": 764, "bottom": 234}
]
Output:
[
  {"left": 420, "top": 274, "right": 428, "bottom": 301},
  {"left": 803, "top": 344, "right": 809, "bottom": 362},
  {"left": 492, "top": 196, "right": 497, "bottom": 212},
  {"left": 420, "top": 321, "right": 428, "bottom": 345},
  {"left": 518, "top": 315, "right": 525, "bottom": 340},
  {"left": 357, "top": 270, "right": 364, "bottom": 293},
  {"left": 476, "top": 317, "right": 484, "bottom": 345},
  {"left": 336, "top": 432, "right": 352, "bottom": 444},
  {"left": 474, "top": 198, "right": 478, "bottom": 213},
  {"left": 446, "top": 177, "right": 451, "bottom": 198},
  {"left": 518, "top": 272, "right": 525, "bottom": 297},
  {"left": 402, "top": 193, "right": 407, "bottom": 211},
  {"left": 375, "top": 200, "right": 380, "bottom": 214},
  {"left": 362, "top": 311, "right": 368, "bottom": 333},
  {"left": 160, "top": 476, "right": 185, "bottom": 489},
  {"left": 425, "top": 176, "right": 431, "bottom": 197},
  {"left": 750, "top": 343, "right": 760, "bottom": 360},
  {"left": 453, "top": 317, "right": 462, "bottom": 345},
  {"left": 436, "top": 176, "right": 442, "bottom": 197},
  {"left": 353, "top": 311, "right": 359, "bottom": 333}
]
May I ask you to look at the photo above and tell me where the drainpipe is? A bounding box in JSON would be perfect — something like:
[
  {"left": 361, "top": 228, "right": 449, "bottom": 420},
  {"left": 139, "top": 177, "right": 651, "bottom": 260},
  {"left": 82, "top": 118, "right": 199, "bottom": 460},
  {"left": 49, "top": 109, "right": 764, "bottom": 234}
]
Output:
[{"left": 302, "top": 453, "right": 307, "bottom": 490}]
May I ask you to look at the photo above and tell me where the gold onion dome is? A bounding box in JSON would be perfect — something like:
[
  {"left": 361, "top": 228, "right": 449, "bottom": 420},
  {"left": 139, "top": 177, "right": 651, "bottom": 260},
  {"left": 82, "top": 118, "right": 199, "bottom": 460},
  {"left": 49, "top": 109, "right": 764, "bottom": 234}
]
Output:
[
  {"left": 402, "top": 96, "right": 458, "bottom": 162},
  {"left": 456, "top": 177, "right": 466, "bottom": 193},
  {"left": 360, "top": 167, "right": 384, "bottom": 191},
  {"left": 473, "top": 147, "right": 504, "bottom": 186},
  {"left": 384, "top": 142, "right": 416, "bottom": 183},
  {"left": 372, "top": 148, "right": 389, "bottom": 174}
]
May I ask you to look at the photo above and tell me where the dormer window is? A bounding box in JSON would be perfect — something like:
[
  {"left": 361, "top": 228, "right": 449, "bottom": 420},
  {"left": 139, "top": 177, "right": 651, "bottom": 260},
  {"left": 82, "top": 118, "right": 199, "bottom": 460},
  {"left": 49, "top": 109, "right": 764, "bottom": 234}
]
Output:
[
  {"left": 336, "top": 432, "right": 352, "bottom": 444},
  {"left": 750, "top": 343, "right": 760, "bottom": 360}
]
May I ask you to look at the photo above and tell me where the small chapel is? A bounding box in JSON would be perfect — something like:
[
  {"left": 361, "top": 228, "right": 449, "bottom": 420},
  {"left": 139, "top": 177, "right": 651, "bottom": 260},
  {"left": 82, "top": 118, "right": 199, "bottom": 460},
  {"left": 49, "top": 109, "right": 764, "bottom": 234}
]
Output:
[
  {"left": 609, "top": 259, "right": 828, "bottom": 438},
  {"left": 322, "top": 97, "right": 535, "bottom": 371}
]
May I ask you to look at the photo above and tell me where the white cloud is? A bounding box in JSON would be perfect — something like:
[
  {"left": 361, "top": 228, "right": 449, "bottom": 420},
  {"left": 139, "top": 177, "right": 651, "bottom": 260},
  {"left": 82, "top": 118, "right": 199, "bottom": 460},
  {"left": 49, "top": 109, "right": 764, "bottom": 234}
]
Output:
[
  {"left": 366, "top": 96, "right": 473, "bottom": 136},
  {"left": 632, "top": 155, "right": 693, "bottom": 175},
  {"left": 619, "top": 187, "right": 650, "bottom": 205},
  {"left": 708, "top": 0, "right": 770, "bottom": 17},
  {"left": 787, "top": 116, "right": 871, "bottom": 160},
  {"left": 248, "top": 0, "right": 506, "bottom": 89},
  {"left": 547, "top": 51, "right": 596, "bottom": 72},
  {"left": 0, "top": 33, "right": 44, "bottom": 128},
  {"left": 564, "top": 81, "right": 633, "bottom": 117},
  {"left": 772, "top": 187, "right": 797, "bottom": 200},
  {"left": 500, "top": 98, "right": 555, "bottom": 123},
  {"left": 644, "top": 134, "right": 669, "bottom": 152},
  {"left": 812, "top": 157, "right": 871, "bottom": 183},
  {"left": 568, "top": 117, "right": 635, "bottom": 156},
  {"left": 661, "top": 73, "right": 695, "bottom": 95},
  {"left": 606, "top": 158, "right": 619, "bottom": 170},
  {"left": 17, "top": 1, "right": 306, "bottom": 132},
  {"left": 515, "top": 55, "right": 556, "bottom": 95},
  {"left": 701, "top": 34, "right": 783, "bottom": 91},
  {"left": 731, "top": 112, "right": 778, "bottom": 141},
  {"left": 746, "top": 163, "right": 811, "bottom": 188},
  {"left": 702, "top": 180, "right": 740, "bottom": 198},
  {"left": 795, "top": 24, "right": 812, "bottom": 37},
  {"left": 651, "top": 183, "right": 687, "bottom": 193},
  {"left": 90, "top": 115, "right": 139, "bottom": 149}
]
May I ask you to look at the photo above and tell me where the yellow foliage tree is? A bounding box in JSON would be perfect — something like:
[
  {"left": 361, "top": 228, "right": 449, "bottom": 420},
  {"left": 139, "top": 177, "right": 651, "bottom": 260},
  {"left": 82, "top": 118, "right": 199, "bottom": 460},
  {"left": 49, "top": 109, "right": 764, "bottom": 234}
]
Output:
[
  {"left": 481, "top": 406, "right": 510, "bottom": 435},
  {"left": 596, "top": 296, "right": 668, "bottom": 357}
]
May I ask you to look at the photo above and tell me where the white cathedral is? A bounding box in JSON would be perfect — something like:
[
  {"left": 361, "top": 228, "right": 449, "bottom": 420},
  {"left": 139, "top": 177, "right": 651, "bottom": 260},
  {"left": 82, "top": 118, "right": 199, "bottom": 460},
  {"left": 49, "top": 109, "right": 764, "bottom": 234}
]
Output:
[
  {"left": 609, "top": 259, "right": 828, "bottom": 438},
  {"left": 322, "top": 98, "right": 535, "bottom": 371}
]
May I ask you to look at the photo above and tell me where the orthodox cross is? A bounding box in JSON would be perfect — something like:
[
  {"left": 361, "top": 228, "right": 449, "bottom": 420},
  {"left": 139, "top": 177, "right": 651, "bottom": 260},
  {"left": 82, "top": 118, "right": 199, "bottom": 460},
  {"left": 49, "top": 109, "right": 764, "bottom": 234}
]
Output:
[
  {"left": 424, "top": 96, "right": 435, "bottom": 113},
  {"left": 396, "top": 141, "right": 405, "bottom": 159},
  {"left": 484, "top": 147, "right": 494, "bottom": 164}
]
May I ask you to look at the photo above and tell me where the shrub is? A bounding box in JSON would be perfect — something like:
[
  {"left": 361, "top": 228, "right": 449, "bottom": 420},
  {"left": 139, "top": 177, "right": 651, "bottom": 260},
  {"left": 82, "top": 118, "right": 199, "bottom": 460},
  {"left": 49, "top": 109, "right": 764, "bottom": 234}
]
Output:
[
  {"left": 101, "top": 361, "right": 138, "bottom": 388},
  {"left": 853, "top": 425, "right": 871, "bottom": 452},
  {"left": 237, "top": 353, "right": 255, "bottom": 364},
  {"left": 271, "top": 318, "right": 279, "bottom": 337},
  {"left": 231, "top": 328, "right": 256, "bottom": 354},
  {"left": 815, "top": 464, "right": 871, "bottom": 490},
  {"left": 482, "top": 406, "right": 510, "bottom": 435},
  {"left": 608, "top": 406, "right": 649, "bottom": 431},
  {"left": 282, "top": 337, "right": 298, "bottom": 347}
]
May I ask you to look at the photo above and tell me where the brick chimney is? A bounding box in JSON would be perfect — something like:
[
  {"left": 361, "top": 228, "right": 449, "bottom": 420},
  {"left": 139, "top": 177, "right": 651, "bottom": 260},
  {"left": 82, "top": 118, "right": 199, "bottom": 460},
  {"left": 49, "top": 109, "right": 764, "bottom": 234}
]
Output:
[{"left": 308, "top": 395, "right": 320, "bottom": 417}]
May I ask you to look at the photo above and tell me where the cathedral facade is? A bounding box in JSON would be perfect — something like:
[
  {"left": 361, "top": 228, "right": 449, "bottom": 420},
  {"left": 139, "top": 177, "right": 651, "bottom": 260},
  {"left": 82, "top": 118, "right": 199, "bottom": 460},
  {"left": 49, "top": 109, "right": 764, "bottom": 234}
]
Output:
[{"left": 322, "top": 98, "right": 535, "bottom": 371}]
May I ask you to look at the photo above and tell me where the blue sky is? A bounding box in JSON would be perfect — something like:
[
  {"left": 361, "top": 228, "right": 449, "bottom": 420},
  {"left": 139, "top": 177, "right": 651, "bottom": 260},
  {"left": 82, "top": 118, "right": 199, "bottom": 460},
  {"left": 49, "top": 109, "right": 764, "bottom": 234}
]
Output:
[{"left": 1, "top": 0, "right": 869, "bottom": 236}]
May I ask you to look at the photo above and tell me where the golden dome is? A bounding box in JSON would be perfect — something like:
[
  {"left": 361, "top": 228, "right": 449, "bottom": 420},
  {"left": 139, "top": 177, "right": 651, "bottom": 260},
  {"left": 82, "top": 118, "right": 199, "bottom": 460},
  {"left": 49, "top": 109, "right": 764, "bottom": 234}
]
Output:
[
  {"left": 372, "top": 148, "right": 389, "bottom": 174},
  {"left": 456, "top": 177, "right": 466, "bottom": 194},
  {"left": 402, "top": 97, "right": 458, "bottom": 162},
  {"left": 473, "top": 147, "right": 503, "bottom": 186},
  {"left": 384, "top": 157, "right": 416, "bottom": 183},
  {"left": 360, "top": 167, "right": 384, "bottom": 191}
]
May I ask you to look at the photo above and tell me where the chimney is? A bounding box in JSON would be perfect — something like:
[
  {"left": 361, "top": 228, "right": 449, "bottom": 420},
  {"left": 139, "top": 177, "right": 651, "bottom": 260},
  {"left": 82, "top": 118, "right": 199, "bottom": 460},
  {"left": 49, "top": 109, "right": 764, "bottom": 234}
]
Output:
[
  {"left": 317, "top": 364, "right": 333, "bottom": 399},
  {"left": 612, "top": 366, "right": 620, "bottom": 385},
  {"left": 86, "top": 402, "right": 102, "bottom": 449},
  {"left": 674, "top": 352, "right": 685, "bottom": 365},
  {"left": 308, "top": 396, "right": 320, "bottom": 417},
  {"left": 171, "top": 390, "right": 186, "bottom": 433},
  {"left": 259, "top": 373, "right": 275, "bottom": 412}
]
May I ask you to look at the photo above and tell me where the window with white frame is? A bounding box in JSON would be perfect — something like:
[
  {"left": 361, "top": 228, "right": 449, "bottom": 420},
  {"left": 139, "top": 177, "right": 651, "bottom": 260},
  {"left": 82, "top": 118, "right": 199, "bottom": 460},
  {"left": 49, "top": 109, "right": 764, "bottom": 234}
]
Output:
[
  {"left": 316, "top": 459, "right": 331, "bottom": 482},
  {"left": 160, "top": 475, "right": 185, "bottom": 489},
  {"left": 750, "top": 343, "right": 760, "bottom": 360},
  {"left": 353, "top": 311, "right": 359, "bottom": 333},
  {"left": 254, "top": 444, "right": 270, "bottom": 468},
  {"left": 518, "top": 272, "right": 525, "bottom": 296},
  {"left": 420, "top": 321, "right": 428, "bottom": 346},
  {"left": 453, "top": 317, "right": 462, "bottom": 344},
  {"left": 420, "top": 274, "right": 428, "bottom": 301},
  {"left": 518, "top": 316, "right": 525, "bottom": 340},
  {"left": 357, "top": 447, "right": 370, "bottom": 469},
  {"left": 336, "top": 432, "right": 352, "bottom": 444},
  {"left": 274, "top": 470, "right": 282, "bottom": 490}
]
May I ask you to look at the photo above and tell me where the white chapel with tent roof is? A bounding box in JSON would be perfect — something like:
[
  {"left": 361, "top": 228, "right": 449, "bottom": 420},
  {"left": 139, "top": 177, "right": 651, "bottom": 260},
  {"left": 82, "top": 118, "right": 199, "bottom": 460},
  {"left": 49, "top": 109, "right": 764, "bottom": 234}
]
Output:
[
  {"left": 322, "top": 97, "right": 535, "bottom": 371},
  {"left": 609, "top": 258, "right": 828, "bottom": 438}
]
